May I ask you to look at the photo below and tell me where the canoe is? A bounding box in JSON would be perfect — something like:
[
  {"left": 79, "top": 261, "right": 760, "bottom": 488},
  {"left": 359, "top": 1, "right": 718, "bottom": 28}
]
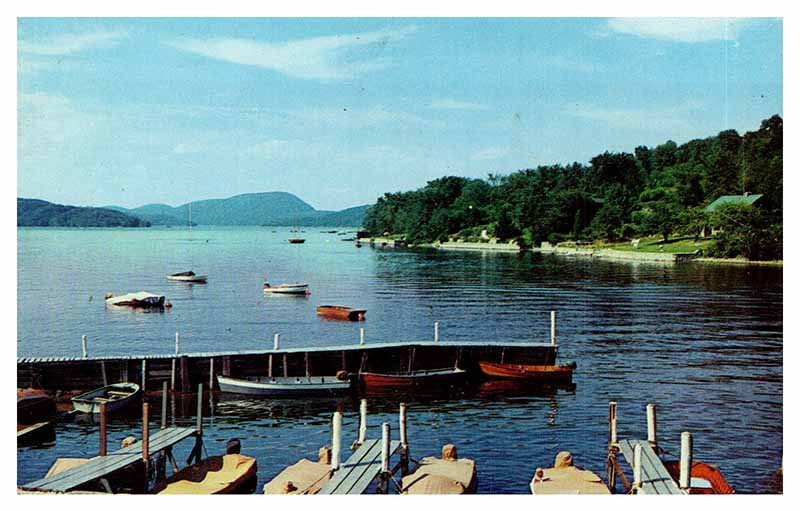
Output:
[
  {"left": 288, "top": 238, "right": 306, "bottom": 244},
  {"left": 217, "top": 374, "right": 352, "bottom": 396},
  {"left": 167, "top": 270, "right": 207, "bottom": 283},
  {"left": 105, "top": 291, "right": 165, "bottom": 308},
  {"left": 663, "top": 460, "right": 735, "bottom": 494},
  {"left": 263, "top": 283, "right": 309, "bottom": 295},
  {"left": 17, "top": 388, "right": 55, "bottom": 424},
  {"left": 317, "top": 305, "right": 366, "bottom": 321},
  {"left": 72, "top": 382, "right": 141, "bottom": 414},
  {"left": 155, "top": 454, "right": 258, "bottom": 494},
  {"left": 478, "top": 361, "right": 575, "bottom": 382},
  {"left": 361, "top": 368, "right": 467, "bottom": 388}
]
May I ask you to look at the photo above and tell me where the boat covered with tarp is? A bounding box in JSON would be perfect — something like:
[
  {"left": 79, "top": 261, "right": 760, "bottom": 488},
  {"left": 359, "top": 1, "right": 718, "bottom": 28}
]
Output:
[{"left": 105, "top": 291, "right": 165, "bottom": 308}]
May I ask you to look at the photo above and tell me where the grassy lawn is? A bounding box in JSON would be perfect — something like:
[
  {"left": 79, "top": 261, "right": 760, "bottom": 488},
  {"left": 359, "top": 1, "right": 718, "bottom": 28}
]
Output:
[{"left": 596, "top": 235, "right": 711, "bottom": 254}]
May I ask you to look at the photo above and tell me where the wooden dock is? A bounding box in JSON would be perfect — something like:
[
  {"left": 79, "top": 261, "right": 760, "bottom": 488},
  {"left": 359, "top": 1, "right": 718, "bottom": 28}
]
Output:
[
  {"left": 21, "top": 426, "right": 198, "bottom": 493},
  {"left": 318, "top": 438, "right": 402, "bottom": 494},
  {"left": 617, "top": 439, "right": 682, "bottom": 495}
]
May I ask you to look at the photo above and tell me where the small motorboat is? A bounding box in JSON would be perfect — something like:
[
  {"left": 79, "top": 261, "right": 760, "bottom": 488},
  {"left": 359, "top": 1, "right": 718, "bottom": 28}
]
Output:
[
  {"left": 401, "top": 444, "right": 476, "bottom": 494},
  {"left": 263, "top": 282, "right": 309, "bottom": 295},
  {"left": 155, "top": 453, "right": 258, "bottom": 494},
  {"left": 288, "top": 238, "right": 306, "bottom": 244},
  {"left": 663, "top": 460, "right": 735, "bottom": 494},
  {"left": 478, "top": 361, "right": 575, "bottom": 383},
  {"left": 17, "top": 388, "right": 55, "bottom": 424},
  {"left": 316, "top": 305, "right": 366, "bottom": 321},
  {"left": 71, "top": 382, "right": 141, "bottom": 414},
  {"left": 167, "top": 270, "right": 208, "bottom": 283},
  {"left": 105, "top": 291, "right": 165, "bottom": 309},
  {"left": 360, "top": 367, "right": 467, "bottom": 388},
  {"left": 217, "top": 374, "right": 352, "bottom": 397},
  {"left": 530, "top": 451, "right": 610, "bottom": 494}
]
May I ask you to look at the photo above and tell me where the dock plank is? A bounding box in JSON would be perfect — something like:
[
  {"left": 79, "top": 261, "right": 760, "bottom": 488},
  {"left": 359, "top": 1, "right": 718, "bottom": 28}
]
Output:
[
  {"left": 319, "top": 439, "right": 401, "bottom": 494},
  {"left": 618, "top": 439, "right": 682, "bottom": 495},
  {"left": 22, "top": 427, "right": 197, "bottom": 493}
]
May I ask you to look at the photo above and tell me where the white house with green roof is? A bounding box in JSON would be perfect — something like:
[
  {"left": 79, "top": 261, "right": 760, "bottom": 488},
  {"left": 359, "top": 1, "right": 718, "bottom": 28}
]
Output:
[{"left": 702, "top": 192, "right": 763, "bottom": 236}]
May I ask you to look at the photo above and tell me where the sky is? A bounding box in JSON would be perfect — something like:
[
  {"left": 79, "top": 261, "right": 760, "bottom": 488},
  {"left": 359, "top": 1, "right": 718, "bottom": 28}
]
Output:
[{"left": 17, "top": 17, "right": 783, "bottom": 211}]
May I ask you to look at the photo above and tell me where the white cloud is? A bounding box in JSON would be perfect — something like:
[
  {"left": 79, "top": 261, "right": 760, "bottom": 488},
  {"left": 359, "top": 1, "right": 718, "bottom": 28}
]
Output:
[
  {"left": 470, "top": 146, "right": 509, "bottom": 161},
  {"left": 607, "top": 18, "right": 748, "bottom": 43},
  {"left": 564, "top": 103, "right": 698, "bottom": 134},
  {"left": 19, "top": 29, "right": 129, "bottom": 56},
  {"left": 169, "top": 26, "right": 417, "bottom": 80},
  {"left": 430, "top": 98, "right": 489, "bottom": 111}
]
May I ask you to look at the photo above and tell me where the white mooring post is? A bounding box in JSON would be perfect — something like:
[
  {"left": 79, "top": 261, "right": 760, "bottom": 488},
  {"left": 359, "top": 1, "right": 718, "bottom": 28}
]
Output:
[
  {"left": 273, "top": 333, "right": 280, "bottom": 350},
  {"left": 81, "top": 335, "right": 88, "bottom": 359},
  {"left": 550, "top": 311, "right": 557, "bottom": 345},
  {"left": 434, "top": 321, "right": 440, "bottom": 342},
  {"left": 331, "top": 411, "right": 343, "bottom": 471},
  {"left": 360, "top": 328, "right": 365, "bottom": 345},
  {"left": 633, "top": 443, "right": 643, "bottom": 491},
  {"left": 646, "top": 404, "right": 657, "bottom": 447},
  {"left": 609, "top": 401, "right": 618, "bottom": 445},
  {"left": 175, "top": 332, "right": 180, "bottom": 354},
  {"left": 381, "top": 422, "right": 391, "bottom": 473},
  {"left": 679, "top": 431, "right": 693, "bottom": 490},
  {"left": 399, "top": 403, "right": 408, "bottom": 448},
  {"left": 358, "top": 399, "right": 368, "bottom": 444}
]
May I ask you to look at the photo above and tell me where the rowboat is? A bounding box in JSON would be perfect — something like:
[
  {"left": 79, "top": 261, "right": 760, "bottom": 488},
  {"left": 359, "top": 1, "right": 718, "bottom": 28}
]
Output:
[
  {"left": 18, "top": 388, "right": 55, "bottom": 424},
  {"left": 72, "top": 382, "right": 141, "bottom": 414},
  {"left": 154, "top": 454, "right": 258, "bottom": 494},
  {"left": 217, "top": 374, "right": 352, "bottom": 396},
  {"left": 105, "top": 291, "right": 165, "bottom": 309},
  {"left": 167, "top": 270, "right": 207, "bottom": 283},
  {"left": 360, "top": 367, "right": 467, "bottom": 388},
  {"left": 662, "top": 460, "right": 735, "bottom": 494},
  {"left": 288, "top": 238, "right": 306, "bottom": 244},
  {"left": 478, "top": 361, "right": 575, "bottom": 383},
  {"left": 263, "top": 282, "right": 309, "bottom": 295},
  {"left": 317, "top": 305, "right": 366, "bottom": 321}
]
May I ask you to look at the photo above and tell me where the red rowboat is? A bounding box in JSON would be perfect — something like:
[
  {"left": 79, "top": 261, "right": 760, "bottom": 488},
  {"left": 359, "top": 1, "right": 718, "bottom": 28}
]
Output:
[
  {"left": 361, "top": 368, "right": 467, "bottom": 388},
  {"left": 663, "top": 461, "right": 735, "bottom": 494},
  {"left": 316, "top": 305, "right": 366, "bottom": 321},
  {"left": 478, "top": 361, "right": 575, "bottom": 382}
]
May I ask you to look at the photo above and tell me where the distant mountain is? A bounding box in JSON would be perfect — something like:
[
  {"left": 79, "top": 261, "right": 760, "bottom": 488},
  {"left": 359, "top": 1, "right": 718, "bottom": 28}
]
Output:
[
  {"left": 112, "top": 192, "right": 367, "bottom": 227},
  {"left": 18, "top": 198, "right": 150, "bottom": 227}
]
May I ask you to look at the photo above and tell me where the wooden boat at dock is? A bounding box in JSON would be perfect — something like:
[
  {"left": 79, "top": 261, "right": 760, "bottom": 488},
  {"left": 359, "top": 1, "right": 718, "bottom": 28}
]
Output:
[
  {"left": 17, "top": 421, "right": 55, "bottom": 446},
  {"left": 71, "top": 382, "right": 141, "bottom": 414},
  {"left": 288, "top": 238, "right": 306, "bottom": 244},
  {"left": 263, "top": 282, "right": 309, "bottom": 295},
  {"left": 662, "top": 460, "right": 734, "bottom": 494},
  {"left": 316, "top": 305, "right": 366, "bottom": 321},
  {"left": 360, "top": 367, "right": 467, "bottom": 388},
  {"left": 105, "top": 291, "right": 166, "bottom": 309},
  {"left": 401, "top": 444, "right": 476, "bottom": 494},
  {"left": 217, "top": 374, "right": 352, "bottom": 396},
  {"left": 167, "top": 270, "right": 207, "bottom": 283},
  {"left": 530, "top": 451, "right": 610, "bottom": 494},
  {"left": 18, "top": 388, "right": 55, "bottom": 424},
  {"left": 154, "top": 454, "right": 258, "bottom": 494},
  {"left": 478, "top": 361, "right": 575, "bottom": 382}
]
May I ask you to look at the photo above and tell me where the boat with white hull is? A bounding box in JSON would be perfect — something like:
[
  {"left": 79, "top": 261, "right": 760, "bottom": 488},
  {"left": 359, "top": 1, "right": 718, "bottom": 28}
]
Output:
[{"left": 217, "top": 375, "right": 351, "bottom": 396}]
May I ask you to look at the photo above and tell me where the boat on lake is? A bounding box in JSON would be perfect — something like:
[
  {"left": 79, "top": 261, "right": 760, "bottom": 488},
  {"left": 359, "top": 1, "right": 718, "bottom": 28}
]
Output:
[
  {"left": 316, "top": 305, "right": 366, "bottom": 321},
  {"left": 217, "top": 374, "right": 352, "bottom": 396},
  {"left": 154, "top": 453, "right": 258, "bottom": 494},
  {"left": 105, "top": 291, "right": 166, "bottom": 309},
  {"left": 662, "top": 460, "right": 735, "bottom": 494},
  {"left": 18, "top": 388, "right": 55, "bottom": 424},
  {"left": 167, "top": 270, "right": 207, "bottom": 283},
  {"left": 263, "top": 282, "right": 309, "bottom": 295},
  {"left": 530, "top": 451, "right": 610, "bottom": 494},
  {"left": 71, "top": 382, "right": 141, "bottom": 414},
  {"left": 360, "top": 367, "right": 467, "bottom": 388},
  {"left": 288, "top": 238, "right": 306, "bottom": 244},
  {"left": 478, "top": 361, "right": 575, "bottom": 382}
]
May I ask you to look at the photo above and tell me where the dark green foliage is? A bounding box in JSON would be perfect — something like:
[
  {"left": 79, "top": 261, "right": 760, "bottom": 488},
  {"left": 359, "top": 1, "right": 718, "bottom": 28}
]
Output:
[
  {"left": 362, "top": 115, "right": 782, "bottom": 260},
  {"left": 18, "top": 198, "right": 150, "bottom": 227},
  {"left": 707, "top": 203, "right": 782, "bottom": 260}
]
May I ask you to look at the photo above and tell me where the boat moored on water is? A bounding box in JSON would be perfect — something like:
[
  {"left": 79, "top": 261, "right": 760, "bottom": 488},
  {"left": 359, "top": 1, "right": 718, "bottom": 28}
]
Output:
[
  {"left": 316, "top": 305, "right": 366, "bottom": 321},
  {"left": 18, "top": 388, "right": 55, "bottom": 424},
  {"left": 105, "top": 291, "right": 166, "bottom": 309},
  {"left": 530, "top": 451, "right": 610, "bottom": 494},
  {"left": 360, "top": 367, "right": 467, "bottom": 388},
  {"left": 167, "top": 270, "right": 207, "bottom": 283},
  {"left": 478, "top": 361, "right": 576, "bottom": 383},
  {"left": 263, "top": 282, "right": 309, "bottom": 295},
  {"left": 217, "top": 374, "right": 352, "bottom": 396},
  {"left": 71, "top": 382, "right": 141, "bottom": 414},
  {"left": 663, "top": 460, "right": 735, "bottom": 494},
  {"left": 154, "top": 453, "right": 258, "bottom": 494},
  {"left": 288, "top": 238, "right": 306, "bottom": 244}
]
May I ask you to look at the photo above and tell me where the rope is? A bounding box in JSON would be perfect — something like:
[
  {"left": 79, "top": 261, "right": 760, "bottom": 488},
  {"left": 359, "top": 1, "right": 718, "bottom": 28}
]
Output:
[{"left": 606, "top": 447, "right": 631, "bottom": 493}]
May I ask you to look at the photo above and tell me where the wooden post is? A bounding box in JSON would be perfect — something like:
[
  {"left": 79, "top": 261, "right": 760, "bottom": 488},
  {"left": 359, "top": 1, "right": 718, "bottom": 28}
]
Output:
[
  {"left": 171, "top": 358, "right": 176, "bottom": 392},
  {"left": 399, "top": 403, "right": 408, "bottom": 448},
  {"left": 679, "top": 432, "right": 693, "bottom": 490},
  {"left": 358, "top": 399, "right": 368, "bottom": 445},
  {"left": 550, "top": 311, "right": 557, "bottom": 345},
  {"left": 171, "top": 332, "right": 179, "bottom": 391},
  {"left": 360, "top": 327, "right": 365, "bottom": 345},
  {"left": 268, "top": 354, "right": 273, "bottom": 378},
  {"left": 121, "top": 360, "right": 129, "bottom": 382},
  {"left": 142, "top": 403, "right": 150, "bottom": 485},
  {"left": 633, "top": 443, "right": 642, "bottom": 490},
  {"left": 222, "top": 356, "right": 231, "bottom": 376},
  {"left": 82, "top": 335, "right": 88, "bottom": 359},
  {"left": 196, "top": 383, "right": 203, "bottom": 434},
  {"left": 141, "top": 359, "right": 147, "bottom": 392},
  {"left": 646, "top": 404, "right": 657, "bottom": 448},
  {"left": 209, "top": 357, "right": 214, "bottom": 390},
  {"left": 305, "top": 352, "right": 310, "bottom": 377},
  {"left": 180, "top": 356, "right": 190, "bottom": 393},
  {"left": 381, "top": 423, "right": 391, "bottom": 471},
  {"left": 99, "top": 403, "right": 107, "bottom": 456},
  {"left": 331, "top": 411, "right": 343, "bottom": 471},
  {"left": 283, "top": 354, "right": 288, "bottom": 377},
  {"left": 434, "top": 321, "right": 440, "bottom": 342},
  {"left": 273, "top": 333, "right": 280, "bottom": 350},
  {"left": 608, "top": 401, "right": 618, "bottom": 445},
  {"left": 161, "top": 381, "right": 168, "bottom": 429},
  {"left": 100, "top": 361, "right": 108, "bottom": 386},
  {"left": 175, "top": 332, "right": 180, "bottom": 354}
]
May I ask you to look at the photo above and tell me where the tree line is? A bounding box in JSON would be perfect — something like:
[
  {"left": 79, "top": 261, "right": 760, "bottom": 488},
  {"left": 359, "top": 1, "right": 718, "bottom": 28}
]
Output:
[{"left": 363, "top": 115, "right": 782, "bottom": 260}]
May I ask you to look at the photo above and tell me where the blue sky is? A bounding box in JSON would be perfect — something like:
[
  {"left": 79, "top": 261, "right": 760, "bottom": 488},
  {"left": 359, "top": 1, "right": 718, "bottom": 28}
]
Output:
[{"left": 17, "top": 18, "right": 782, "bottom": 210}]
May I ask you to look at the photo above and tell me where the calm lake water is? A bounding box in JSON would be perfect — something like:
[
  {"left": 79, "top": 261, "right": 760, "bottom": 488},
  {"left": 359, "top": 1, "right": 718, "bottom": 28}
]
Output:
[{"left": 17, "top": 227, "right": 783, "bottom": 493}]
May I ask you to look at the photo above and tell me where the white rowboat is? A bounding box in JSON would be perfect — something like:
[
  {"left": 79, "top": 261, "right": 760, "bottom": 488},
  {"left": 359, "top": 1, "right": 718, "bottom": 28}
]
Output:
[{"left": 217, "top": 375, "right": 351, "bottom": 396}]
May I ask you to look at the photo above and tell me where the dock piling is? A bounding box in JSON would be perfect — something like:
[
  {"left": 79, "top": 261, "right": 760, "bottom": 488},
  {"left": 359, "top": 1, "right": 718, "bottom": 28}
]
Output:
[
  {"left": 633, "top": 443, "right": 642, "bottom": 491},
  {"left": 679, "top": 432, "right": 692, "bottom": 490},
  {"left": 357, "top": 399, "right": 367, "bottom": 446},
  {"left": 81, "top": 335, "right": 87, "bottom": 359},
  {"left": 175, "top": 332, "right": 180, "bottom": 354},
  {"left": 100, "top": 360, "right": 108, "bottom": 386},
  {"left": 141, "top": 359, "right": 147, "bottom": 392},
  {"left": 646, "top": 404, "right": 657, "bottom": 448},
  {"left": 331, "top": 411, "right": 343, "bottom": 471},
  {"left": 550, "top": 311, "right": 557, "bottom": 345},
  {"left": 209, "top": 357, "right": 214, "bottom": 390},
  {"left": 273, "top": 333, "right": 280, "bottom": 350},
  {"left": 283, "top": 354, "right": 288, "bottom": 377},
  {"left": 434, "top": 321, "right": 440, "bottom": 342},
  {"left": 142, "top": 403, "right": 150, "bottom": 487},
  {"left": 99, "top": 402, "right": 107, "bottom": 457},
  {"left": 379, "top": 422, "right": 391, "bottom": 493},
  {"left": 161, "top": 381, "right": 168, "bottom": 429},
  {"left": 608, "top": 401, "right": 618, "bottom": 445},
  {"left": 196, "top": 383, "right": 203, "bottom": 434},
  {"left": 399, "top": 403, "right": 408, "bottom": 448},
  {"left": 360, "top": 327, "right": 365, "bottom": 345},
  {"left": 268, "top": 354, "right": 273, "bottom": 377}
]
